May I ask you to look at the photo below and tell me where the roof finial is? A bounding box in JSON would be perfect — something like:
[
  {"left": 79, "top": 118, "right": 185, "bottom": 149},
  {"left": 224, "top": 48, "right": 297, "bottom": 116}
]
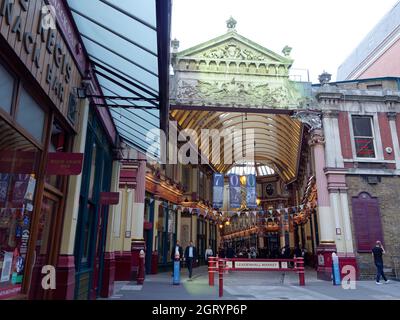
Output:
[{"left": 226, "top": 16, "right": 237, "bottom": 32}]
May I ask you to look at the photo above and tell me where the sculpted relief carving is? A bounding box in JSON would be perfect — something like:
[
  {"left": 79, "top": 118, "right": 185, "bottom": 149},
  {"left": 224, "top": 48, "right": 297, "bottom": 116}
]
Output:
[
  {"left": 175, "top": 78, "right": 305, "bottom": 108},
  {"left": 201, "top": 42, "right": 270, "bottom": 61}
]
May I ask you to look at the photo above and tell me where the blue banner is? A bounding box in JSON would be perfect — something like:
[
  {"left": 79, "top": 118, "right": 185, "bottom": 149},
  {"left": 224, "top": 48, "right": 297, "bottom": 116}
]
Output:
[
  {"left": 246, "top": 174, "right": 257, "bottom": 208},
  {"left": 229, "top": 174, "right": 241, "bottom": 208},
  {"left": 212, "top": 173, "right": 224, "bottom": 209}
]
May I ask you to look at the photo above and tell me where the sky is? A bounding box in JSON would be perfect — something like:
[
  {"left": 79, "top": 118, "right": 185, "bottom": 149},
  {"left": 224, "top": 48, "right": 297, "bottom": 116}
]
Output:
[{"left": 171, "top": 0, "right": 399, "bottom": 83}]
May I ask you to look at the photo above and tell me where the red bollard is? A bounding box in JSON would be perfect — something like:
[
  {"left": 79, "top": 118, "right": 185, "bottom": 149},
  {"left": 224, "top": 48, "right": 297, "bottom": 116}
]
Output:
[
  {"left": 137, "top": 250, "right": 145, "bottom": 285},
  {"left": 219, "top": 259, "right": 224, "bottom": 298},
  {"left": 296, "top": 257, "right": 305, "bottom": 286},
  {"left": 208, "top": 257, "right": 215, "bottom": 286}
]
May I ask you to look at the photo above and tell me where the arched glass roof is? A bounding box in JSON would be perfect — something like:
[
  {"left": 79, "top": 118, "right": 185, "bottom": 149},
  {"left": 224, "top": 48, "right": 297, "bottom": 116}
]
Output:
[{"left": 227, "top": 162, "right": 275, "bottom": 176}]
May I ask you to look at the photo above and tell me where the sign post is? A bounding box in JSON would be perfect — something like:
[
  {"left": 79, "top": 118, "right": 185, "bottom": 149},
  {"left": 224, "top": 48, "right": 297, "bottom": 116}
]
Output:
[
  {"left": 173, "top": 254, "right": 181, "bottom": 285},
  {"left": 332, "top": 253, "right": 341, "bottom": 285}
]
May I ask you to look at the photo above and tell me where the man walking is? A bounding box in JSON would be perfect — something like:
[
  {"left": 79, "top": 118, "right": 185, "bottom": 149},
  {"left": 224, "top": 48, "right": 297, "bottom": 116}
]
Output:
[
  {"left": 184, "top": 241, "right": 197, "bottom": 280},
  {"left": 372, "top": 241, "right": 390, "bottom": 285}
]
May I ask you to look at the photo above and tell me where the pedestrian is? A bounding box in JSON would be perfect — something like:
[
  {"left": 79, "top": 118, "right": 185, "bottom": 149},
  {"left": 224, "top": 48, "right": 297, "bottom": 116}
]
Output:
[
  {"left": 171, "top": 240, "right": 183, "bottom": 277},
  {"left": 184, "top": 241, "right": 198, "bottom": 280},
  {"left": 294, "top": 244, "right": 302, "bottom": 258},
  {"left": 226, "top": 245, "right": 235, "bottom": 258},
  {"left": 218, "top": 247, "right": 226, "bottom": 258},
  {"left": 372, "top": 240, "right": 390, "bottom": 285},
  {"left": 205, "top": 246, "right": 213, "bottom": 263}
]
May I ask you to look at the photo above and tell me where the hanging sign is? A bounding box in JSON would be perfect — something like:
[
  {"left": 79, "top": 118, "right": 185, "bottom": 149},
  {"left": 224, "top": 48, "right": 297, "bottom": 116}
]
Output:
[
  {"left": 100, "top": 192, "right": 120, "bottom": 205},
  {"left": 46, "top": 153, "right": 84, "bottom": 175},
  {"left": 246, "top": 174, "right": 257, "bottom": 208},
  {"left": 229, "top": 174, "right": 241, "bottom": 208},
  {"left": 212, "top": 173, "right": 224, "bottom": 209}
]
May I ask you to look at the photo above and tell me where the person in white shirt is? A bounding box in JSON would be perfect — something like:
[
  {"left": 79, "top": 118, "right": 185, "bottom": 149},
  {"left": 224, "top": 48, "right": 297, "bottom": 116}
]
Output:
[{"left": 205, "top": 246, "right": 213, "bottom": 263}]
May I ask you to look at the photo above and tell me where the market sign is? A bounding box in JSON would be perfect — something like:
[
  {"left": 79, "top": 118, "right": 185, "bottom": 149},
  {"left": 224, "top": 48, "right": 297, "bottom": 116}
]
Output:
[
  {"left": 234, "top": 261, "right": 279, "bottom": 269},
  {"left": 100, "top": 192, "right": 120, "bottom": 205},
  {"left": 46, "top": 153, "right": 83, "bottom": 175},
  {"left": 0, "top": 0, "right": 82, "bottom": 123}
]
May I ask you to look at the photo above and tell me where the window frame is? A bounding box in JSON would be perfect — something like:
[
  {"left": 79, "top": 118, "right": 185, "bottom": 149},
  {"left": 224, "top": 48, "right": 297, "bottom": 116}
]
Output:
[{"left": 349, "top": 114, "right": 382, "bottom": 161}]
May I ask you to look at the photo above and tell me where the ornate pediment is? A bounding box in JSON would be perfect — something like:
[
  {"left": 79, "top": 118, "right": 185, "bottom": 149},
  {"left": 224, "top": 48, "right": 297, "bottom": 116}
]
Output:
[
  {"left": 173, "top": 78, "right": 308, "bottom": 109},
  {"left": 172, "top": 31, "right": 293, "bottom": 74},
  {"left": 194, "top": 40, "right": 279, "bottom": 63}
]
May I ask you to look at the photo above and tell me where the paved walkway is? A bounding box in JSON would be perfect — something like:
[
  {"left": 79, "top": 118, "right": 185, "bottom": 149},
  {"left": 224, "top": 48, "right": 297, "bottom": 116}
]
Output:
[{"left": 103, "top": 266, "right": 400, "bottom": 300}]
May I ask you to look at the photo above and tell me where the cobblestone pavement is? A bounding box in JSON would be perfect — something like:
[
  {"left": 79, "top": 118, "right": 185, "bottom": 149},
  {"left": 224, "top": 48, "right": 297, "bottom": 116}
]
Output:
[{"left": 102, "top": 266, "right": 400, "bottom": 300}]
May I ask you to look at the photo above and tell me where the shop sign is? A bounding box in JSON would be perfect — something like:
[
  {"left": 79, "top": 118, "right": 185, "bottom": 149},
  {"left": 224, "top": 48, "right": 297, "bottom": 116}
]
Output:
[
  {"left": 0, "top": 151, "right": 37, "bottom": 174},
  {"left": 100, "top": 192, "right": 120, "bottom": 205},
  {"left": 144, "top": 221, "right": 153, "bottom": 230},
  {"left": 46, "top": 153, "right": 84, "bottom": 175},
  {"left": 235, "top": 261, "right": 279, "bottom": 269},
  {"left": 0, "top": 0, "right": 74, "bottom": 102}
]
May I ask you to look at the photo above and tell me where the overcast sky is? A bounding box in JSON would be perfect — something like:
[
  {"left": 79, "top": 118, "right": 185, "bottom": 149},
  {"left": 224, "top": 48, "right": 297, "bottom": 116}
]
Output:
[{"left": 171, "top": 0, "right": 399, "bottom": 83}]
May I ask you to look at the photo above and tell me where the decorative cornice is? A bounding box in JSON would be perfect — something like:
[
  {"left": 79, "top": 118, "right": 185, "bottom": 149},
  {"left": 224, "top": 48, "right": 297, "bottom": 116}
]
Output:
[
  {"left": 387, "top": 112, "right": 397, "bottom": 121},
  {"left": 292, "top": 110, "right": 322, "bottom": 132}
]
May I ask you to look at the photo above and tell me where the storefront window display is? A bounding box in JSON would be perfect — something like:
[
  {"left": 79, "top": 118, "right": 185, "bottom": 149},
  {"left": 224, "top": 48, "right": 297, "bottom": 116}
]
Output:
[
  {"left": 0, "top": 120, "right": 40, "bottom": 298},
  {"left": 157, "top": 202, "right": 177, "bottom": 266}
]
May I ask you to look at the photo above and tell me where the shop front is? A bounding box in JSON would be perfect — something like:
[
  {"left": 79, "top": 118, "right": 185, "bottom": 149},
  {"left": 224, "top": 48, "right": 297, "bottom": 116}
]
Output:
[
  {"left": 156, "top": 201, "right": 178, "bottom": 272},
  {"left": 0, "top": 0, "right": 83, "bottom": 299},
  {"left": 73, "top": 108, "right": 114, "bottom": 300}
]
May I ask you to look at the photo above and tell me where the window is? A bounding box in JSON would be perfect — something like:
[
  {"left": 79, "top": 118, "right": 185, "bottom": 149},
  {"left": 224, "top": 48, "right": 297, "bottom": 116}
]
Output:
[
  {"left": 0, "top": 63, "right": 15, "bottom": 114},
  {"left": 352, "top": 116, "right": 375, "bottom": 158},
  {"left": 16, "top": 87, "right": 45, "bottom": 142}
]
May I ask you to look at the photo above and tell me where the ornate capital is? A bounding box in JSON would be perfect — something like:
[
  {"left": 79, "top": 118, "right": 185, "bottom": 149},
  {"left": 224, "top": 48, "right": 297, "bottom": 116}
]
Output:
[
  {"left": 322, "top": 110, "right": 339, "bottom": 119},
  {"left": 387, "top": 112, "right": 397, "bottom": 121},
  {"left": 309, "top": 129, "right": 325, "bottom": 146},
  {"left": 292, "top": 110, "right": 322, "bottom": 132}
]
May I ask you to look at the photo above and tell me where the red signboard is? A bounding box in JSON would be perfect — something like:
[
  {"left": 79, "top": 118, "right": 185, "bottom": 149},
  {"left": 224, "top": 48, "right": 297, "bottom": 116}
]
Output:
[
  {"left": 46, "top": 153, "right": 84, "bottom": 175},
  {"left": 100, "top": 192, "right": 120, "bottom": 205},
  {"left": 0, "top": 151, "right": 38, "bottom": 174},
  {"left": 144, "top": 222, "right": 153, "bottom": 230}
]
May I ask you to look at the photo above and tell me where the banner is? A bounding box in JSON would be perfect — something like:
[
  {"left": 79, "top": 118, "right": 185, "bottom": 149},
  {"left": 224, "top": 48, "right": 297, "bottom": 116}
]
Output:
[
  {"left": 229, "top": 174, "right": 241, "bottom": 208},
  {"left": 212, "top": 173, "right": 224, "bottom": 209},
  {"left": 246, "top": 174, "right": 257, "bottom": 208}
]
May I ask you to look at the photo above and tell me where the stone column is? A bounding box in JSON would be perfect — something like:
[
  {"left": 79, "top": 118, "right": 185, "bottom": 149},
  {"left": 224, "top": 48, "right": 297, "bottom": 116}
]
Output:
[
  {"left": 388, "top": 112, "right": 400, "bottom": 169},
  {"left": 55, "top": 98, "right": 89, "bottom": 299},
  {"left": 131, "top": 152, "right": 147, "bottom": 280},
  {"left": 309, "top": 129, "right": 337, "bottom": 280},
  {"left": 101, "top": 160, "right": 120, "bottom": 298},
  {"left": 323, "top": 110, "right": 358, "bottom": 278}
]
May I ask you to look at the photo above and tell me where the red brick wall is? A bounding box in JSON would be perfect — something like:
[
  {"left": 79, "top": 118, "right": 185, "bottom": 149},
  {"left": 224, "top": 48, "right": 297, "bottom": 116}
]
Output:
[
  {"left": 378, "top": 113, "right": 395, "bottom": 160},
  {"left": 338, "top": 112, "right": 353, "bottom": 159}
]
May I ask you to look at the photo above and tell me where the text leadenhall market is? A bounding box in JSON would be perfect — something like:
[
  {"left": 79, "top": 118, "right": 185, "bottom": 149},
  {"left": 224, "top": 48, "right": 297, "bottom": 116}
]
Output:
[{"left": 0, "top": 0, "right": 73, "bottom": 102}]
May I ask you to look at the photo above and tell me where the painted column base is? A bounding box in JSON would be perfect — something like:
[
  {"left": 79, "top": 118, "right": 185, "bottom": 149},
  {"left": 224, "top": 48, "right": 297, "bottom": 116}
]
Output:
[
  {"left": 28, "top": 255, "right": 48, "bottom": 300},
  {"left": 338, "top": 253, "right": 359, "bottom": 281},
  {"left": 115, "top": 251, "right": 132, "bottom": 281},
  {"left": 100, "top": 252, "right": 116, "bottom": 298},
  {"left": 131, "top": 240, "right": 146, "bottom": 281},
  {"left": 53, "top": 255, "right": 75, "bottom": 300},
  {"left": 316, "top": 243, "right": 337, "bottom": 281}
]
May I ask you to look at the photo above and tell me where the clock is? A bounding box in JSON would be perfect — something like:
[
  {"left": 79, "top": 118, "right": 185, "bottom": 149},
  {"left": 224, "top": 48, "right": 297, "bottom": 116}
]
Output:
[{"left": 265, "top": 183, "right": 274, "bottom": 196}]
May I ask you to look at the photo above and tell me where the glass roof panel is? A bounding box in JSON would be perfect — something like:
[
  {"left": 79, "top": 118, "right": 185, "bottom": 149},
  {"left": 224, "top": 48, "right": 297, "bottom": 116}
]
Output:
[
  {"left": 67, "top": 0, "right": 162, "bottom": 155},
  {"left": 227, "top": 162, "right": 275, "bottom": 177}
]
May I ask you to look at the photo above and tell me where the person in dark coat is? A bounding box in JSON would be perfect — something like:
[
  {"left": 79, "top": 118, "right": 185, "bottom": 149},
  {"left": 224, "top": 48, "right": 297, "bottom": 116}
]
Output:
[
  {"left": 171, "top": 240, "right": 183, "bottom": 277},
  {"left": 226, "top": 246, "right": 235, "bottom": 258},
  {"left": 294, "top": 245, "right": 302, "bottom": 258},
  {"left": 184, "top": 241, "right": 198, "bottom": 280}
]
